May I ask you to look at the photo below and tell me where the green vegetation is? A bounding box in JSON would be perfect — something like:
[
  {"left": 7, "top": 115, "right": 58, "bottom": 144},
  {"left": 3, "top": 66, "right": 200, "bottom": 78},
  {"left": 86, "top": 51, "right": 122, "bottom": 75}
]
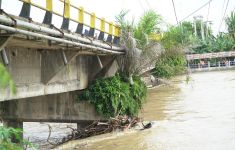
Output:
[
  {"left": 134, "top": 10, "right": 162, "bottom": 49},
  {"left": 0, "top": 63, "right": 16, "bottom": 94},
  {"left": 192, "top": 33, "right": 234, "bottom": 53},
  {"left": 191, "top": 12, "right": 235, "bottom": 54},
  {"left": 79, "top": 74, "right": 147, "bottom": 117},
  {"left": 161, "top": 21, "right": 195, "bottom": 49},
  {"left": 154, "top": 48, "right": 186, "bottom": 78},
  {"left": 0, "top": 126, "right": 23, "bottom": 150},
  {"left": 154, "top": 22, "right": 189, "bottom": 79},
  {"left": 115, "top": 10, "right": 162, "bottom": 77},
  {"left": 0, "top": 126, "right": 36, "bottom": 150},
  {"left": 226, "top": 11, "right": 235, "bottom": 40}
]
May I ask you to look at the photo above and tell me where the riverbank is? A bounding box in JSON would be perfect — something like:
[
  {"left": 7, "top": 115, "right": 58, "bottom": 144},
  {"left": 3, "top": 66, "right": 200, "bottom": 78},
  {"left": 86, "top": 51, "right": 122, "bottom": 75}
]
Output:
[
  {"left": 11, "top": 76, "right": 165, "bottom": 149},
  {"left": 53, "top": 121, "right": 157, "bottom": 150},
  {"left": 54, "top": 83, "right": 165, "bottom": 149}
]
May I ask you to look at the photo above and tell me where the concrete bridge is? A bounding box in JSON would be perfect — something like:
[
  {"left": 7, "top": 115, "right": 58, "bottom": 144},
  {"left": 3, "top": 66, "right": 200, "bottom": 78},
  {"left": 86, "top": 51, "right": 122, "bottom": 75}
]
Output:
[{"left": 0, "top": 0, "right": 124, "bottom": 129}]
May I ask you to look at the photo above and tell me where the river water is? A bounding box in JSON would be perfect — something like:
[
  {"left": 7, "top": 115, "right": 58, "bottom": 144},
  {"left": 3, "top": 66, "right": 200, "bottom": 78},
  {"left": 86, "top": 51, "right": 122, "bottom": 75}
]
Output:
[
  {"left": 24, "top": 70, "right": 235, "bottom": 149},
  {"left": 62, "top": 70, "right": 235, "bottom": 150}
]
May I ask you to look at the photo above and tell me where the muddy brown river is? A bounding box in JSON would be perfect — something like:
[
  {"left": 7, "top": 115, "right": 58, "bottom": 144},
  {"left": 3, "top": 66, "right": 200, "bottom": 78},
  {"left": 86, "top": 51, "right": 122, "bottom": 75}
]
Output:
[{"left": 25, "top": 70, "right": 235, "bottom": 149}]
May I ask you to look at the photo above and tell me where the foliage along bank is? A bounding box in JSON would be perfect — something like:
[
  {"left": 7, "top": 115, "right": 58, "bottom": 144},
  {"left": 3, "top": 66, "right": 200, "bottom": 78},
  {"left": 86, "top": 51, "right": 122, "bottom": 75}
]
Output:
[
  {"left": 0, "top": 126, "right": 36, "bottom": 150},
  {"left": 79, "top": 75, "right": 147, "bottom": 117},
  {"left": 154, "top": 48, "right": 186, "bottom": 79}
]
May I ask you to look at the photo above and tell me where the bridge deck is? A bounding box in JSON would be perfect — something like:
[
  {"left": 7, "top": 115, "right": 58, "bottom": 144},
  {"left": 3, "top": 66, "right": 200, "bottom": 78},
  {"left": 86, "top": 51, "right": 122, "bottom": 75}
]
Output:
[{"left": 186, "top": 51, "right": 235, "bottom": 60}]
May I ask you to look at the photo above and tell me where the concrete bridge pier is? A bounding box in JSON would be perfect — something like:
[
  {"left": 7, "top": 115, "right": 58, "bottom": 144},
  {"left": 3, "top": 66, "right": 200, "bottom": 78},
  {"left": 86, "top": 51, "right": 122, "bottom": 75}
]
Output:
[{"left": 0, "top": 91, "right": 104, "bottom": 140}]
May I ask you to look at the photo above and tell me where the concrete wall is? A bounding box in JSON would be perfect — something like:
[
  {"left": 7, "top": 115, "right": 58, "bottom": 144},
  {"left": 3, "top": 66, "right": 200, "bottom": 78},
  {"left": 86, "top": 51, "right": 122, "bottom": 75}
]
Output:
[
  {"left": 0, "top": 91, "right": 103, "bottom": 123},
  {"left": 0, "top": 46, "right": 119, "bottom": 101}
]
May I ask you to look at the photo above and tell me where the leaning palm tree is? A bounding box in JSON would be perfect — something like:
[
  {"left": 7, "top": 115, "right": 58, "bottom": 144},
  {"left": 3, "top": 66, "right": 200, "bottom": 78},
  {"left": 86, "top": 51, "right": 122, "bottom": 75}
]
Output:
[
  {"left": 115, "top": 10, "right": 139, "bottom": 84},
  {"left": 226, "top": 11, "right": 235, "bottom": 40},
  {"left": 115, "top": 10, "right": 163, "bottom": 83}
]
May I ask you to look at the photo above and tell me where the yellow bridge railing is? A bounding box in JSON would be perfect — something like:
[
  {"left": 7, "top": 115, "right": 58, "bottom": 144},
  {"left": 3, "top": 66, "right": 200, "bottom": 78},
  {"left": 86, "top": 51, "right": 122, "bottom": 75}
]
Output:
[{"left": 18, "top": 0, "right": 120, "bottom": 44}]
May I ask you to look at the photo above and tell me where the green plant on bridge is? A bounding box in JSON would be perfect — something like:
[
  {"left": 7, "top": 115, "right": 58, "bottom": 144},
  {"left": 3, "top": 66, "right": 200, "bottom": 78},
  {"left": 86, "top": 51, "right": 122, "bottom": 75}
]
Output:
[{"left": 79, "top": 74, "right": 147, "bottom": 117}]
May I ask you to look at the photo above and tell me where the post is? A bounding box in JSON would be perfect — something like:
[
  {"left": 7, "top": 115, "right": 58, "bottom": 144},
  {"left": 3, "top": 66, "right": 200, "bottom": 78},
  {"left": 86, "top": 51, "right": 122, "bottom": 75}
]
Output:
[
  {"left": 113, "top": 25, "right": 120, "bottom": 45},
  {"left": 200, "top": 20, "right": 205, "bottom": 40},
  {"left": 106, "top": 22, "right": 113, "bottom": 43},
  {"left": 218, "top": 61, "right": 220, "bottom": 67},
  {"left": 88, "top": 13, "right": 96, "bottom": 37},
  {"left": 98, "top": 18, "right": 105, "bottom": 41},
  {"left": 76, "top": 7, "right": 84, "bottom": 34},
  {"left": 43, "top": 0, "right": 53, "bottom": 24},
  {"left": 61, "top": 0, "right": 70, "bottom": 30},
  {"left": 208, "top": 61, "right": 210, "bottom": 70},
  {"left": 19, "top": 0, "right": 31, "bottom": 19},
  {"left": 193, "top": 17, "right": 197, "bottom": 37}
]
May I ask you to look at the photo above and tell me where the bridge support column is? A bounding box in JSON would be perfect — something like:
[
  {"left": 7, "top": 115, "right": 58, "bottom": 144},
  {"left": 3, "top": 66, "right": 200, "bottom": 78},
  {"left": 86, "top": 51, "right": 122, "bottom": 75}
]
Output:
[{"left": 3, "top": 120, "right": 23, "bottom": 143}]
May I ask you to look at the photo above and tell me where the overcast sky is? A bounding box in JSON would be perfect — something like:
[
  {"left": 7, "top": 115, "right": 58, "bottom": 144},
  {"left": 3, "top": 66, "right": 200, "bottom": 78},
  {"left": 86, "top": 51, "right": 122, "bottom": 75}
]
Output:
[{"left": 2, "top": 0, "right": 235, "bottom": 35}]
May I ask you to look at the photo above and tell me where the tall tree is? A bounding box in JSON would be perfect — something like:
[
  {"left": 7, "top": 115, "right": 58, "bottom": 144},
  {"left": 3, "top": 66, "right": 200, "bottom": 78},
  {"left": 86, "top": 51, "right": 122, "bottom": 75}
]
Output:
[
  {"left": 161, "top": 21, "right": 195, "bottom": 49},
  {"left": 115, "top": 10, "right": 163, "bottom": 79},
  {"left": 226, "top": 11, "right": 235, "bottom": 40},
  {"left": 134, "top": 10, "right": 162, "bottom": 49}
]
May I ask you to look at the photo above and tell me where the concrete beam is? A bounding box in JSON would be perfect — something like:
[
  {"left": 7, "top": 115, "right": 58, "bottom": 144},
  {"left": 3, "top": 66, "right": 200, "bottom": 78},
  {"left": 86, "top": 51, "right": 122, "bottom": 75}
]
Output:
[
  {"left": 41, "top": 50, "right": 79, "bottom": 84},
  {"left": 0, "top": 80, "right": 80, "bottom": 101},
  {"left": 91, "top": 56, "right": 118, "bottom": 79},
  {"left": 0, "top": 91, "right": 103, "bottom": 122}
]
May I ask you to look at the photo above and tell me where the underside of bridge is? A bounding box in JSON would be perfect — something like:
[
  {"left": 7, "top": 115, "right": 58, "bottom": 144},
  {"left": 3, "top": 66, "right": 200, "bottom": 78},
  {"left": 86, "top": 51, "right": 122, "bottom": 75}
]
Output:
[{"left": 0, "top": 12, "right": 123, "bottom": 130}]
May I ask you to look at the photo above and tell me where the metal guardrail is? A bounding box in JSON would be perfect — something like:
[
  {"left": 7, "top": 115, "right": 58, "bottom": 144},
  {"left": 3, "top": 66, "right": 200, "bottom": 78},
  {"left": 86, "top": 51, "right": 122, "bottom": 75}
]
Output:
[
  {"left": 186, "top": 51, "right": 235, "bottom": 60},
  {"left": 17, "top": 0, "right": 120, "bottom": 44},
  {"left": 188, "top": 61, "right": 235, "bottom": 69}
]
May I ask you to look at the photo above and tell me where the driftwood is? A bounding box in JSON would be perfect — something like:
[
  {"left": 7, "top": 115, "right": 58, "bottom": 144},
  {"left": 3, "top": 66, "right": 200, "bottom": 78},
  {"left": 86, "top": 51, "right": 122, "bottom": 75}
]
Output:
[{"left": 53, "top": 116, "right": 141, "bottom": 146}]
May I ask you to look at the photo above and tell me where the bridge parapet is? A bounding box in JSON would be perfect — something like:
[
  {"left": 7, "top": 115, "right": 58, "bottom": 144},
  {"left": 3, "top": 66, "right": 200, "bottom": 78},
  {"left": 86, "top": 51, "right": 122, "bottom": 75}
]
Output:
[
  {"left": 186, "top": 51, "right": 235, "bottom": 60},
  {"left": 17, "top": 0, "right": 120, "bottom": 44}
]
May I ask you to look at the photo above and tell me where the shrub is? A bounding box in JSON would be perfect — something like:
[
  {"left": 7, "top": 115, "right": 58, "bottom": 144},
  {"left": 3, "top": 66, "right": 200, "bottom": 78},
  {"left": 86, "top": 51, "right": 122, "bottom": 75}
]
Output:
[
  {"left": 78, "top": 75, "right": 147, "bottom": 117},
  {"left": 0, "top": 126, "right": 36, "bottom": 150},
  {"left": 154, "top": 48, "right": 186, "bottom": 78}
]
